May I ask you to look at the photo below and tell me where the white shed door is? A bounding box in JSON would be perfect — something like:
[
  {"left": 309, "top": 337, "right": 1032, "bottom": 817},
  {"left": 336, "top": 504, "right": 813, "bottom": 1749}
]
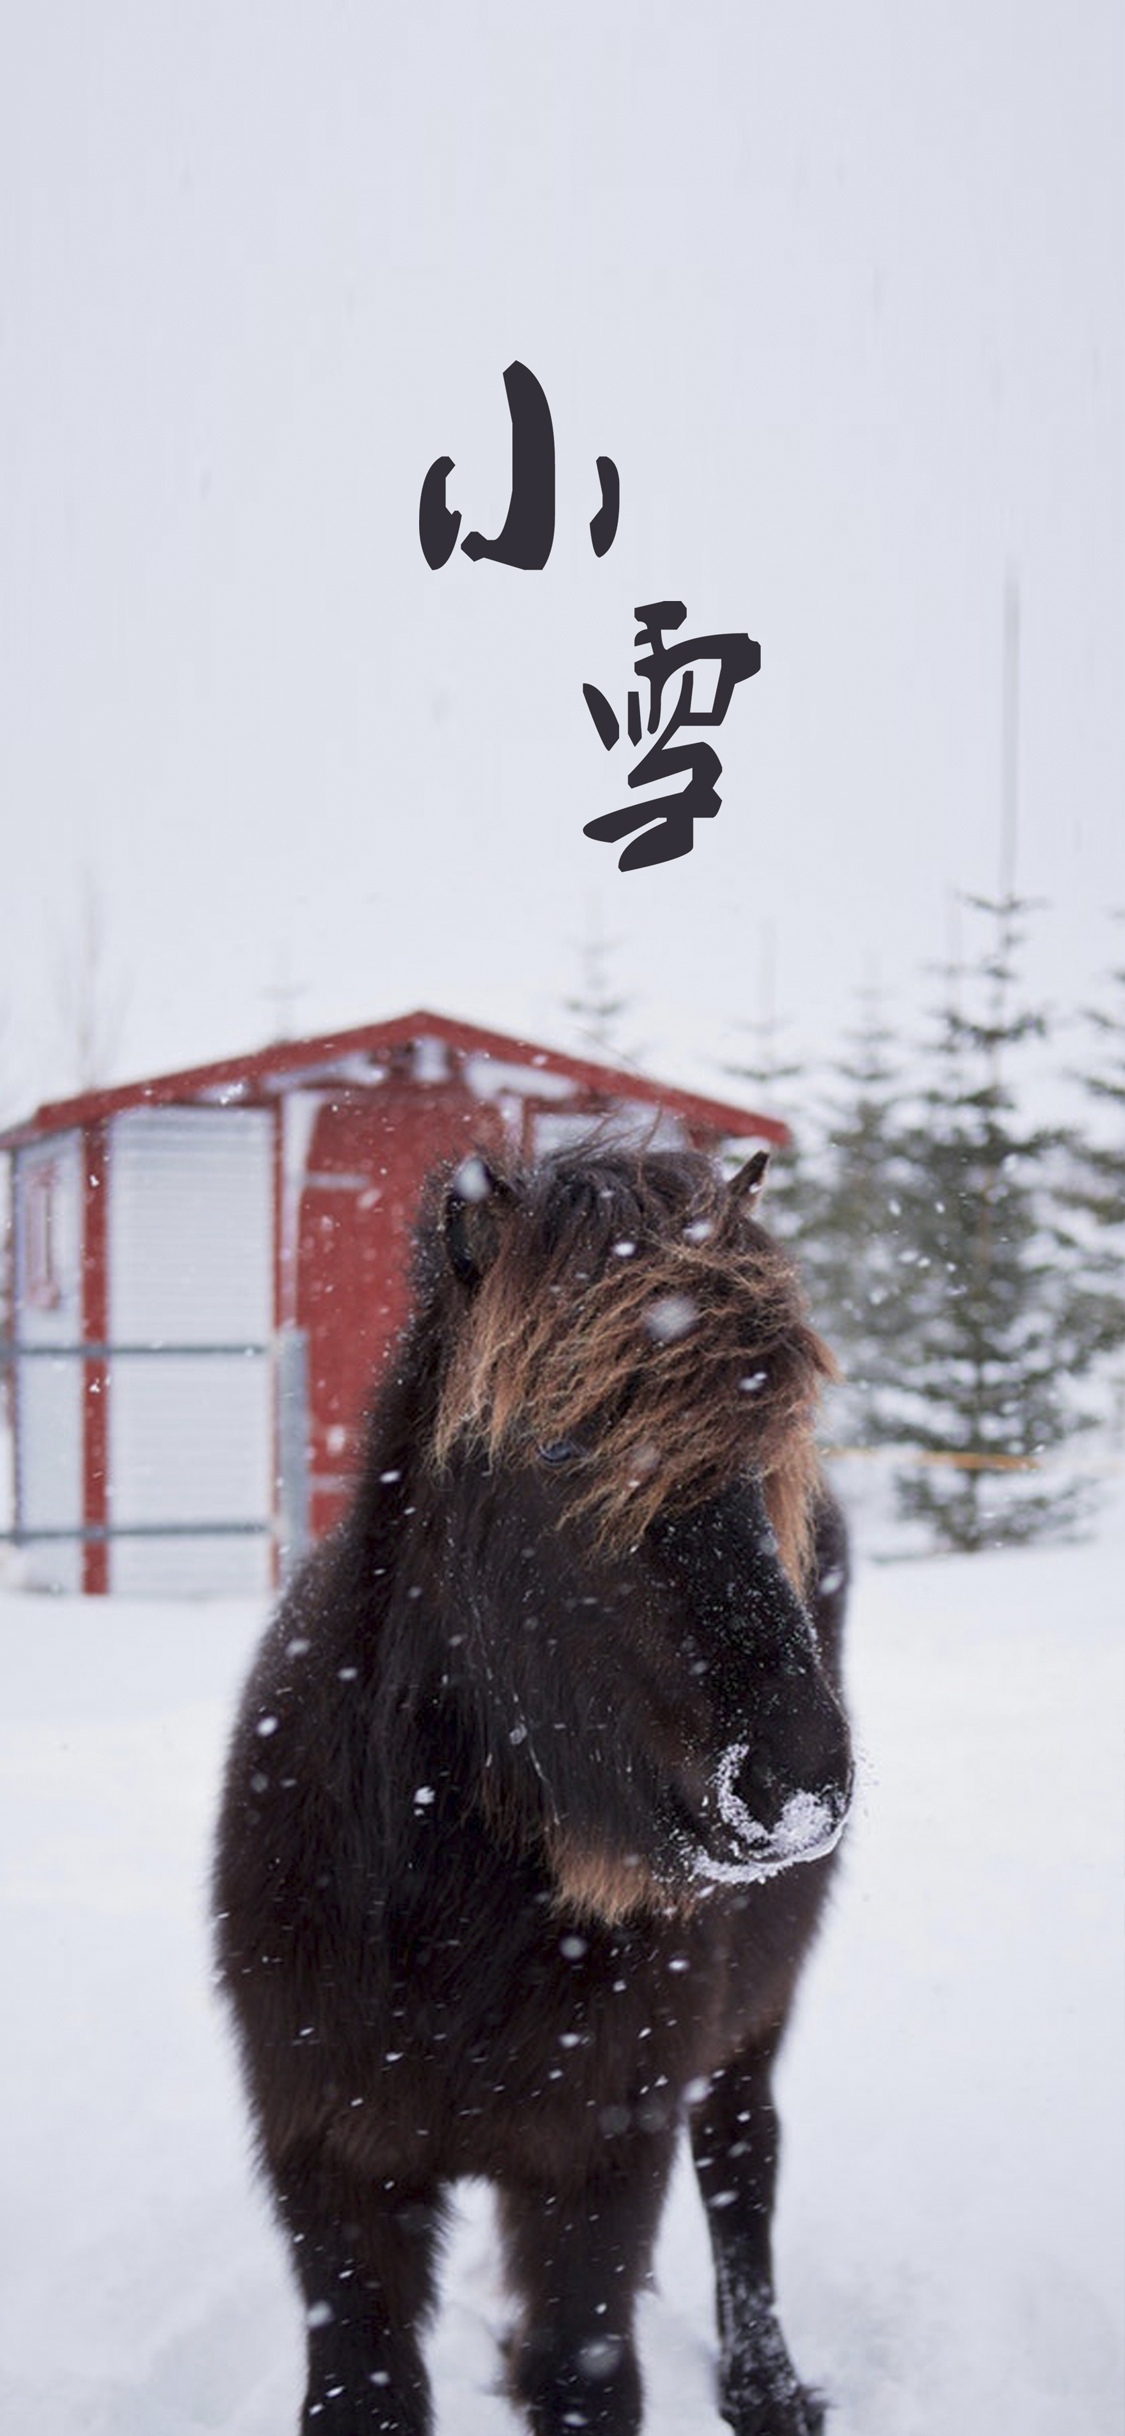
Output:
[
  {"left": 107, "top": 1106, "right": 274, "bottom": 1594},
  {"left": 14, "top": 1132, "right": 84, "bottom": 1593}
]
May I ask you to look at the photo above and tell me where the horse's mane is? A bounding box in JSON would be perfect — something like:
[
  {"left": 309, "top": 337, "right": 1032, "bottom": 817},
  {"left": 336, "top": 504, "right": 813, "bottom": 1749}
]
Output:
[{"left": 405, "top": 1141, "right": 835, "bottom": 1590}]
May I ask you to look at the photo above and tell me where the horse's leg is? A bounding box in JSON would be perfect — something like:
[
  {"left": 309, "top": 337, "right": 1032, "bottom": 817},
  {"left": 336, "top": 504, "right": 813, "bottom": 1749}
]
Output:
[
  {"left": 689, "top": 2034, "right": 824, "bottom": 2436},
  {"left": 270, "top": 2137, "right": 447, "bottom": 2436},
  {"left": 497, "top": 2130, "right": 677, "bottom": 2436}
]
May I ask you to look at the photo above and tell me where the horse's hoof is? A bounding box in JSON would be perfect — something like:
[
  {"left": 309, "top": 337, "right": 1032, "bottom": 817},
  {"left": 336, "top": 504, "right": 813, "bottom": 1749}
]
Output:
[
  {"left": 720, "top": 2377, "right": 827, "bottom": 2436},
  {"left": 506, "top": 2325, "right": 643, "bottom": 2436}
]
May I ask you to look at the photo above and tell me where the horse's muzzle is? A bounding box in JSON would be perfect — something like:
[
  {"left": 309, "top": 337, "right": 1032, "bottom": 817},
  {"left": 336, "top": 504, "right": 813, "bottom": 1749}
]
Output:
[{"left": 691, "top": 1725, "right": 853, "bottom": 1886}]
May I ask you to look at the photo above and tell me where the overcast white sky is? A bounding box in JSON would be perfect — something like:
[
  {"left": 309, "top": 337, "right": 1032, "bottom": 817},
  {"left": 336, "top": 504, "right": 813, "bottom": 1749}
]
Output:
[{"left": 1, "top": 3, "right": 1121, "bottom": 1122}]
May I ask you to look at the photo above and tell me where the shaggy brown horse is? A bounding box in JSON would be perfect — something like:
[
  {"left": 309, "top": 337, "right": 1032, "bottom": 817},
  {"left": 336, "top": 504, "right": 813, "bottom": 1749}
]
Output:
[{"left": 214, "top": 1141, "right": 852, "bottom": 2436}]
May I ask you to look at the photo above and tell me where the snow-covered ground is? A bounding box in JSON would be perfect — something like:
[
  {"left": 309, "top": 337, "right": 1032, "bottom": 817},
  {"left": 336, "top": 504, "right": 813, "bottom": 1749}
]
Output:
[{"left": 1, "top": 1492, "right": 1122, "bottom": 2436}]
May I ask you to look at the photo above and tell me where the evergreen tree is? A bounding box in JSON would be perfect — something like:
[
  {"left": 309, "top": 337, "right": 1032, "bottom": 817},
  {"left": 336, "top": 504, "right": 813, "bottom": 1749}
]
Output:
[
  {"left": 563, "top": 903, "right": 639, "bottom": 1066},
  {"left": 1068, "top": 942, "right": 1125, "bottom": 1230},
  {"left": 721, "top": 923, "right": 814, "bottom": 1247},
  {"left": 53, "top": 865, "right": 128, "bottom": 1093},
  {"left": 1055, "top": 936, "right": 1125, "bottom": 1435},
  {"left": 886, "top": 894, "right": 1109, "bottom": 1550},
  {"left": 792, "top": 979, "right": 915, "bottom": 1449},
  {"left": 723, "top": 959, "right": 918, "bottom": 1462}
]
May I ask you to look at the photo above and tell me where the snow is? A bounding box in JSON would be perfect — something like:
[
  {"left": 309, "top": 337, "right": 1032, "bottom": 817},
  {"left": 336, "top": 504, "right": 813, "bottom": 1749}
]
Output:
[
  {"left": 451, "top": 1156, "right": 494, "bottom": 1204},
  {"left": 1, "top": 1499, "right": 1122, "bottom": 2436},
  {"left": 692, "top": 1751, "right": 847, "bottom": 1885},
  {"left": 644, "top": 1294, "right": 699, "bottom": 1344}
]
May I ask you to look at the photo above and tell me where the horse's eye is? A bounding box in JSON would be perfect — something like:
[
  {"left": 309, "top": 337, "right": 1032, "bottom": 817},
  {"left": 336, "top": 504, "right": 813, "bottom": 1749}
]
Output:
[{"left": 537, "top": 1439, "right": 581, "bottom": 1466}]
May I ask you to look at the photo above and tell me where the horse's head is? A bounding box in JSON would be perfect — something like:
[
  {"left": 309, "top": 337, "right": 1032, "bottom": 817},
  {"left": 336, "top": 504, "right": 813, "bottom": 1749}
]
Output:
[{"left": 411, "top": 1141, "right": 852, "bottom": 1923}]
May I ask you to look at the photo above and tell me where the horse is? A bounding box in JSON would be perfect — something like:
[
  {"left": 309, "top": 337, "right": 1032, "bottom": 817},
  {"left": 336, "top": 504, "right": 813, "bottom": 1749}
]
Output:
[{"left": 214, "top": 1139, "right": 853, "bottom": 2436}]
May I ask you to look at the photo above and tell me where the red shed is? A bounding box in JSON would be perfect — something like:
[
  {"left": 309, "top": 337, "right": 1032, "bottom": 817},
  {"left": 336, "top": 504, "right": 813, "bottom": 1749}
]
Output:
[{"left": 0, "top": 1010, "right": 787, "bottom": 1596}]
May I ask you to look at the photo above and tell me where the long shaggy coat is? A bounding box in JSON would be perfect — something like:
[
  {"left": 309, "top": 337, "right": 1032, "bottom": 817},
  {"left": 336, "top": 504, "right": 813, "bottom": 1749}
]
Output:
[{"left": 214, "top": 1142, "right": 852, "bottom": 2436}]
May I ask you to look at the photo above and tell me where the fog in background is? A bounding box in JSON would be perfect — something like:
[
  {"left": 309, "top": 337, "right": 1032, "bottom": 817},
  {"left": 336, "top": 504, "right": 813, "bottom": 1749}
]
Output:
[{"left": 1, "top": 4, "right": 1120, "bottom": 1119}]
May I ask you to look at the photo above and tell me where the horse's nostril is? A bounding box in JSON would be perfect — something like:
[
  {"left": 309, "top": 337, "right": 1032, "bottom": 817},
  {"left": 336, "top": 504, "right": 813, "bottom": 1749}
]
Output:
[{"left": 733, "top": 1748, "right": 786, "bottom": 1835}]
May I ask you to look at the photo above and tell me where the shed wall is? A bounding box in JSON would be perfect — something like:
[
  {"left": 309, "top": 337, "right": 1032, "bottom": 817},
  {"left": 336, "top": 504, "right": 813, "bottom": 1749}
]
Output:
[{"left": 295, "top": 1082, "right": 508, "bottom": 1540}]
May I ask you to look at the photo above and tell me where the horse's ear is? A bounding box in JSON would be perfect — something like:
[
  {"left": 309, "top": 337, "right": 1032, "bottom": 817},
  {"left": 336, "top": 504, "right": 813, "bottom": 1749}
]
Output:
[
  {"left": 442, "top": 1156, "right": 519, "bottom": 1288},
  {"left": 725, "top": 1149, "right": 770, "bottom": 1211}
]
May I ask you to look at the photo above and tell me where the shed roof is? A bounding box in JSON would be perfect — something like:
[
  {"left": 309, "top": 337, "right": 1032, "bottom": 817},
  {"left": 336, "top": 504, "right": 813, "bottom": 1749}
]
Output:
[{"left": 0, "top": 1007, "right": 787, "bottom": 1153}]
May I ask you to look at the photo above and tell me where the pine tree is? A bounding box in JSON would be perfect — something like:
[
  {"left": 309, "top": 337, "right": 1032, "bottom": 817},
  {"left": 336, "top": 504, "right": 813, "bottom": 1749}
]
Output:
[
  {"left": 720, "top": 923, "right": 814, "bottom": 1247},
  {"left": 563, "top": 903, "right": 639, "bottom": 1066},
  {"left": 1055, "top": 937, "right": 1125, "bottom": 1436},
  {"left": 1068, "top": 942, "right": 1125, "bottom": 1230},
  {"left": 53, "top": 866, "right": 128, "bottom": 1093},
  {"left": 886, "top": 894, "right": 1108, "bottom": 1549},
  {"left": 793, "top": 979, "right": 915, "bottom": 1450}
]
